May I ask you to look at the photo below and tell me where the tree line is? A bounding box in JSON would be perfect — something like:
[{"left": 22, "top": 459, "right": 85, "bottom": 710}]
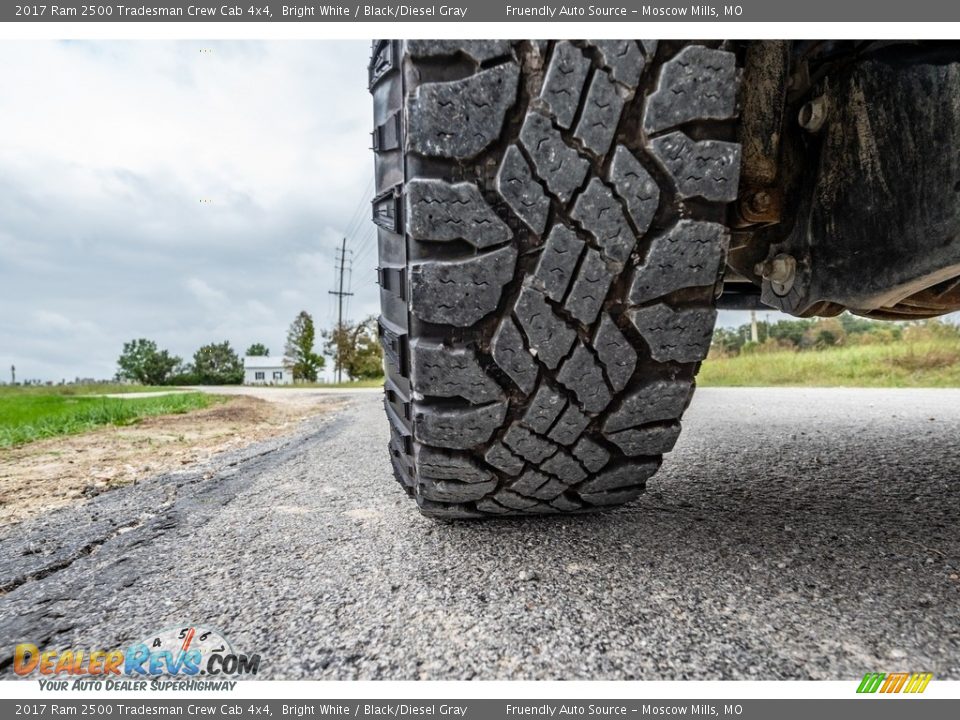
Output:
[
  {"left": 711, "top": 315, "right": 960, "bottom": 358},
  {"left": 115, "top": 311, "right": 383, "bottom": 386}
]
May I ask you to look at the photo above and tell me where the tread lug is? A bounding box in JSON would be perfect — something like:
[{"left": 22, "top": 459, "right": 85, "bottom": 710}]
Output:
[
  {"left": 411, "top": 245, "right": 516, "bottom": 327},
  {"left": 408, "top": 63, "right": 520, "bottom": 159}
]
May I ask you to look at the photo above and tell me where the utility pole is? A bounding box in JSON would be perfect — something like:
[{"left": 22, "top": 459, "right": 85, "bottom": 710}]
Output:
[
  {"left": 750, "top": 310, "right": 759, "bottom": 343},
  {"left": 10, "top": 365, "right": 14, "bottom": 385},
  {"left": 328, "top": 237, "right": 354, "bottom": 383}
]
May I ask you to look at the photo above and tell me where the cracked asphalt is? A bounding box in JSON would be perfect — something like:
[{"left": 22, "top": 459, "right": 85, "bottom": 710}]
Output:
[{"left": 1, "top": 388, "right": 958, "bottom": 680}]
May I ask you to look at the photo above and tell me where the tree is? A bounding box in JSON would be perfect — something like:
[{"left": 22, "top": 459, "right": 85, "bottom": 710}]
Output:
[
  {"left": 323, "top": 316, "right": 384, "bottom": 380},
  {"left": 193, "top": 341, "right": 244, "bottom": 385},
  {"left": 284, "top": 311, "right": 324, "bottom": 382},
  {"left": 116, "top": 339, "right": 181, "bottom": 385},
  {"left": 245, "top": 343, "right": 270, "bottom": 357}
]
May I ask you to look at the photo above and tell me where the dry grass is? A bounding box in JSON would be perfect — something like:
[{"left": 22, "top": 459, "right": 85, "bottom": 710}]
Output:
[{"left": 699, "top": 339, "right": 960, "bottom": 387}]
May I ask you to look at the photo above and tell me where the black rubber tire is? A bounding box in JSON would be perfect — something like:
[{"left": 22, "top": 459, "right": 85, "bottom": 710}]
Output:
[{"left": 369, "top": 40, "right": 742, "bottom": 518}]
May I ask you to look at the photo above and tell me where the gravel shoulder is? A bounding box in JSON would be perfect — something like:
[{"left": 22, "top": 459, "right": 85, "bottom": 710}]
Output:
[
  {"left": 0, "top": 388, "right": 958, "bottom": 680},
  {"left": 0, "top": 389, "right": 346, "bottom": 525}
]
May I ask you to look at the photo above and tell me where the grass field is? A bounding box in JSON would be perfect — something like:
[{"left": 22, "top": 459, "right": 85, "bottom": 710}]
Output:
[
  {"left": 273, "top": 377, "right": 385, "bottom": 389},
  {"left": 699, "top": 339, "right": 960, "bottom": 387},
  {"left": 0, "top": 383, "right": 174, "bottom": 397},
  {"left": 314, "top": 377, "right": 384, "bottom": 389},
  {"left": 0, "top": 392, "right": 218, "bottom": 448}
]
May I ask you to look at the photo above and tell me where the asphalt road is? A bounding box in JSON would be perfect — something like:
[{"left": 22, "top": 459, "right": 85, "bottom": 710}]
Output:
[{"left": 1, "top": 388, "right": 958, "bottom": 680}]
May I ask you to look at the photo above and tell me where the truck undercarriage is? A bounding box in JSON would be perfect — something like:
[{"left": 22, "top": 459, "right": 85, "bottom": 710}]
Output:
[{"left": 727, "top": 40, "right": 960, "bottom": 319}]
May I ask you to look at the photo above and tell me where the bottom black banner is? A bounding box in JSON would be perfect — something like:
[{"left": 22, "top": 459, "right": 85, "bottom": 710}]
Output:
[{"left": 3, "top": 700, "right": 958, "bottom": 720}]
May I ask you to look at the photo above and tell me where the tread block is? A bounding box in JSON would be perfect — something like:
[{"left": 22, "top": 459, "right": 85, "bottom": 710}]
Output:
[
  {"left": 413, "top": 401, "right": 507, "bottom": 449},
  {"left": 578, "top": 460, "right": 660, "bottom": 493},
  {"left": 491, "top": 489, "right": 541, "bottom": 510},
  {"left": 406, "top": 179, "right": 511, "bottom": 248},
  {"left": 571, "top": 178, "right": 636, "bottom": 264},
  {"left": 540, "top": 449, "right": 587, "bottom": 484},
  {"left": 563, "top": 248, "right": 614, "bottom": 326},
  {"left": 643, "top": 46, "right": 738, "bottom": 134},
  {"left": 509, "top": 468, "right": 551, "bottom": 495},
  {"left": 503, "top": 423, "right": 558, "bottom": 464},
  {"left": 540, "top": 41, "right": 591, "bottom": 129},
  {"left": 530, "top": 477, "right": 568, "bottom": 501},
  {"left": 572, "top": 436, "right": 610, "bottom": 473},
  {"left": 605, "top": 423, "right": 682, "bottom": 456},
  {"left": 522, "top": 385, "right": 567, "bottom": 434},
  {"left": 593, "top": 314, "right": 637, "bottom": 393},
  {"left": 519, "top": 112, "right": 590, "bottom": 203},
  {"left": 410, "top": 245, "right": 516, "bottom": 327},
  {"left": 484, "top": 441, "right": 525, "bottom": 476},
  {"left": 603, "top": 380, "right": 693, "bottom": 433},
  {"left": 514, "top": 286, "right": 577, "bottom": 369},
  {"left": 547, "top": 404, "right": 591, "bottom": 445},
  {"left": 608, "top": 146, "right": 660, "bottom": 237},
  {"left": 410, "top": 340, "right": 505, "bottom": 404},
  {"left": 628, "top": 304, "right": 718, "bottom": 363},
  {"left": 648, "top": 131, "right": 741, "bottom": 202},
  {"left": 406, "top": 40, "right": 513, "bottom": 64},
  {"left": 416, "top": 497, "right": 486, "bottom": 519},
  {"left": 474, "top": 498, "right": 514, "bottom": 514},
  {"left": 628, "top": 220, "right": 728, "bottom": 305},
  {"left": 418, "top": 447, "right": 497, "bottom": 484},
  {"left": 581, "top": 486, "right": 646, "bottom": 507},
  {"left": 591, "top": 41, "right": 645, "bottom": 88},
  {"left": 550, "top": 495, "right": 583, "bottom": 512},
  {"left": 573, "top": 70, "right": 626, "bottom": 156},
  {"left": 408, "top": 63, "right": 520, "bottom": 159},
  {"left": 531, "top": 225, "right": 585, "bottom": 301},
  {"left": 491, "top": 316, "right": 539, "bottom": 393},
  {"left": 556, "top": 342, "right": 612, "bottom": 413},
  {"left": 496, "top": 145, "right": 550, "bottom": 235}
]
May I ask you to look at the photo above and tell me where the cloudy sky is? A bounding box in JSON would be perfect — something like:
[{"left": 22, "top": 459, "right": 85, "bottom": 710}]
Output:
[
  {"left": 0, "top": 40, "right": 378, "bottom": 382},
  {"left": 0, "top": 40, "right": 767, "bottom": 384}
]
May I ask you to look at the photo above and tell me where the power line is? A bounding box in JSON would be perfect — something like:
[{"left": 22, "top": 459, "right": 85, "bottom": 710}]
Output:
[
  {"left": 354, "top": 229, "right": 377, "bottom": 263},
  {"left": 342, "top": 177, "right": 375, "bottom": 244},
  {"left": 354, "top": 226, "right": 378, "bottom": 268}
]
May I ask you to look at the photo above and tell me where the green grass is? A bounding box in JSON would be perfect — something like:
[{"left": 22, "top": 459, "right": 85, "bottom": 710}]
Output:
[
  {"left": 699, "top": 339, "right": 960, "bottom": 388},
  {"left": 0, "top": 392, "right": 217, "bottom": 448},
  {"left": 319, "top": 377, "right": 384, "bottom": 389},
  {"left": 272, "top": 377, "right": 385, "bottom": 389}
]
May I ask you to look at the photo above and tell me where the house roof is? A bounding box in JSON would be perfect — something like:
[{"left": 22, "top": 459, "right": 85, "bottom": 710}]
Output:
[{"left": 243, "top": 356, "right": 287, "bottom": 369}]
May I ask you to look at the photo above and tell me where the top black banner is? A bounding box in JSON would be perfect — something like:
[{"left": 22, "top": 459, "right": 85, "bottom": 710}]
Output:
[{"left": 3, "top": 0, "right": 957, "bottom": 22}]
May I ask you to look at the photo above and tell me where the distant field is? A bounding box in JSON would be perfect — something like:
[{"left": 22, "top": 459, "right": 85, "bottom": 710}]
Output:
[
  {"left": 0, "top": 383, "right": 174, "bottom": 397},
  {"left": 0, "top": 392, "right": 218, "bottom": 447},
  {"left": 276, "top": 377, "right": 385, "bottom": 389},
  {"left": 699, "top": 339, "right": 960, "bottom": 388}
]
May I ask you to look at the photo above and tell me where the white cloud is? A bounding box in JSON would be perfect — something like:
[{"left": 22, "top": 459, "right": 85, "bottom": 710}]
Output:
[
  {"left": 0, "top": 40, "right": 378, "bottom": 381},
  {"left": 185, "top": 277, "right": 227, "bottom": 305}
]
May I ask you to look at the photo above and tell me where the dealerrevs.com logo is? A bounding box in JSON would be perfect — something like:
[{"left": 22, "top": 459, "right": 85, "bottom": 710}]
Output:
[
  {"left": 857, "top": 672, "right": 933, "bottom": 694},
  {"left": 14, "top": 625, "right": 260, "bottom": 691}
]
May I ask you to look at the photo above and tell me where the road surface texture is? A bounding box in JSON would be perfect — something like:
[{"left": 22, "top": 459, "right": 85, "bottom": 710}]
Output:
[{"left": 1, "top": 388, "right": 958, "bottom": 680}]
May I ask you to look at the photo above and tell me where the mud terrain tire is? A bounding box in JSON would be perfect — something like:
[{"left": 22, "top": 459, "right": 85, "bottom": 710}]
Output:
[{"left": 369, "top": 40, "right": 741, "bottom": 518}]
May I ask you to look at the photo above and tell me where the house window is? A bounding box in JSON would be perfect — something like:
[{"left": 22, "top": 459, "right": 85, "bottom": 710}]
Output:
[
  {"left": 254, "top": 371, "right": 265, "bottom": 380},
  {"left": 273, "top": 371, "right": 283, "bottom": 380}
]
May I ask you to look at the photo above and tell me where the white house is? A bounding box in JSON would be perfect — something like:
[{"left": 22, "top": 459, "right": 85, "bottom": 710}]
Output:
[{"left": 243, "top": 356, "right": 293, "bottom": 385}]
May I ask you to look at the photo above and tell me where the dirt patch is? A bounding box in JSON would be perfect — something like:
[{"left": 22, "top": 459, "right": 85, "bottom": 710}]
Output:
[{"left": 0, "top": 394, "right": 343, "bottom": 526}]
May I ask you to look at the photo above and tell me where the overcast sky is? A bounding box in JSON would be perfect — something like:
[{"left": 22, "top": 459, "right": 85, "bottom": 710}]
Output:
[
  {"left": 0, "top": 40, "right": 379, "bottom": 382},
  {"left": 0, "top": 40, "right": 769, "bottom": 384}
]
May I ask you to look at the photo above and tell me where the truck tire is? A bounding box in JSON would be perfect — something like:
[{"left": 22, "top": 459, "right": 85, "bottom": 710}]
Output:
[{"left": 369, "top": 40, "right": 741, "bottom": 518}]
